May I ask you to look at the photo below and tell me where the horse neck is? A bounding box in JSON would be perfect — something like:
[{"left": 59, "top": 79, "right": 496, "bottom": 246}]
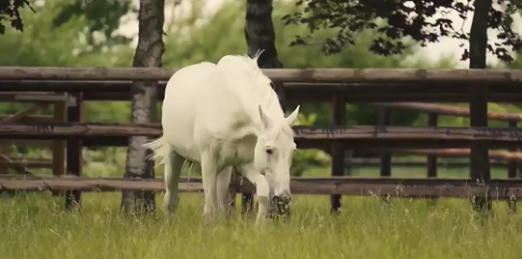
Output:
[
  {"left": 216, "top": 61, "right": 286, "bottom": 129},
  {"left": 250, "top": 88, "right": 288, "bottom": 128}
]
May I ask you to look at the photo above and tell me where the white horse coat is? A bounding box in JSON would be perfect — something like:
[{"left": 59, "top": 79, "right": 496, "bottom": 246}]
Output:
[{"left": 144, "top": 53, "right": 299, "bottom": 224}]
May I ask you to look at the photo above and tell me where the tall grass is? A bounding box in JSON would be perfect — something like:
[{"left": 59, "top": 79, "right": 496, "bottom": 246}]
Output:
[{"left": 1, "top": 192, "right": 522, "bottom": 259}]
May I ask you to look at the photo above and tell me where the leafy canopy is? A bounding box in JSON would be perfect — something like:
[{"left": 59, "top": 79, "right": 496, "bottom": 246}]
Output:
[
  {"left": 53, "top": 0, "right": 134, "bottom": 49},
  {"left": 282, "top": 0, "right": 522, "bottom": 62},
  {"left": 0, "top": 0, "right": 34, "bottom": 34}
]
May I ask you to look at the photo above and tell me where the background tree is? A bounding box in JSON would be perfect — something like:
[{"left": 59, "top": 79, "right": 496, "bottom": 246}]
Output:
[{"left": 121, "top": 0, "right": 165, "bottom": 214}]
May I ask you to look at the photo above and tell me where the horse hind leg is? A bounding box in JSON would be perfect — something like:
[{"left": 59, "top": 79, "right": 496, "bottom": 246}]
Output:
[
  {"left": 164, "top": 151, "right": 185, "bottom": 215},
  {"left": 216, "top": 166, "right": 234, "bottom": 218}
]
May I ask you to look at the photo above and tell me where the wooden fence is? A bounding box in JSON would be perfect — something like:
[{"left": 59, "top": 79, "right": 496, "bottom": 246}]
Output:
[
  {"left": 1, "top": 67, "right": 522, "bottom": 212},
  {"left": 0, "top": 92, "right": 71, "bottom": 197}
]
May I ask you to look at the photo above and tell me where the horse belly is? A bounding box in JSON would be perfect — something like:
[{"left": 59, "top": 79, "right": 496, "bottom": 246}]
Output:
[{"left": 162, "top": 108, "right": 198, "bottom": 161}]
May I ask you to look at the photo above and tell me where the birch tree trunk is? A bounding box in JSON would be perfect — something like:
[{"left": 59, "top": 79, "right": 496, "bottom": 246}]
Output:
[
  {"left": 240, "top": 0, "right": 284, "bottom": 215},
  {"left": 121, "top": 0, "right": 164, "bottom": 214}
]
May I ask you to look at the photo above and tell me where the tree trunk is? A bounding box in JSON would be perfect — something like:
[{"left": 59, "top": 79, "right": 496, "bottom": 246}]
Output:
[
  {"left": 121, "top": 0, "right": 164, "bottom": 214},
  {"left": 241, "top": 0, "right": 284, "bottom": 215},
  {"left": 244, "top": 0, "right": 285, "bottom": 104},
  {"left": 468, "top": 0, "right": 492, "bottom": 212}
]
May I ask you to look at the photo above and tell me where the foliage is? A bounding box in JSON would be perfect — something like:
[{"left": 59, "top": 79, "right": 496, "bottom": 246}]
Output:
[
  {"left": 0, "top": 0, "right": 133, "bottom": 126},
  {"left": 52, "top": 0, "right": 135, "bottom": 52},
  {"left": 0, "top": 0, "right": 34, "bottom": 34},
  {"left": 282, "top": 0, "right": 522, "bottom": 63}
]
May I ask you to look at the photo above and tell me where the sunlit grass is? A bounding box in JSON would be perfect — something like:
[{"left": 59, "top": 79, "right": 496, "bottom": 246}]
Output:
[{"left": 1, "top": 192, "right": 522, "bottom": 259}]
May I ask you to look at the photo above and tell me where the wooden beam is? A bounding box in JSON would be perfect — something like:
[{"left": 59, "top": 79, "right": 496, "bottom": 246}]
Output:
[
  {"left": 0, "top": 158, "right": 52, "bottom": 169},
  {"left": 508, "top": 120, "right": 519, "bottom": 178},
  {"left": 426, "top": 113, "right": 438, "bottom": 178},
  {"left": 0, "top": 139, "right": 53, "bottom": 146},
  {"left": 0, "top": 92, "right": 68, "bottom": 102},
  {"left": 65, "top": 93, "right": 83, "bottom": 209},
  {"left": 52, "top": 100, "right": 66, "bottom": 178},
  {"left": 367, "top": 102, "right": 522, "bottom": 122},
  {"left": 0, "top": 67, "right": 522, "bottom": 83},
  {"left": 0, "top": 80, "right": 520, "bottom": 93},
  {"left": 82, "top": 91, "right": 522, "bottom": 103},
  {"left": 2, "top": 175, "right": 522, "bottom": 200},
  {"left": 330, "top": 95, "right": 346, "bottom": 212},
  {"left": 1, "top": 80, "right": 522, "bottom": 103},
  {"left": 2, "top": 123, "right": 522, "bottom": 143},
  {"left": 1, "top": 103, "right": 47, "bottom": 123},
  {"left": 0, "top": 114, "right": 54, "bottom": 122},
  {"left": 0, "top": 158, "right": 511, "bottom": 172},
  {"left": 379, "top": 108, "right": 392, "bottom": 177},
  {"left": 381, "top": 148, "right": 522, "bottom": 161}
]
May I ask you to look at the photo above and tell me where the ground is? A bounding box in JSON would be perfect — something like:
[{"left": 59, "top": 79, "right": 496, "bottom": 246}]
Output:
[
  {"left": 2, "top": 149, "right": 519, "bottom": 259},
  {"left": 2, "top": 176, "right": 522, "bottom": 259}
]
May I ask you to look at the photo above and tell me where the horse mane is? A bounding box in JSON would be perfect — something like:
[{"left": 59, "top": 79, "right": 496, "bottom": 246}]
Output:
[{"left": 216, "top": 52, "right": 294, "bottom": 137}]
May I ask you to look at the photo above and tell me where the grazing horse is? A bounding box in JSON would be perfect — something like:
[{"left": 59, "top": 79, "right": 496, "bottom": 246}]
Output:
[{"left": 143, "top": 53, "right": 300, "bottom": 224}]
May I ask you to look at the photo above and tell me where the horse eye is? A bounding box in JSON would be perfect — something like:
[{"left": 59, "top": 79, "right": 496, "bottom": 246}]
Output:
[{"left": 266, "top": 148, "right": 273, "bottom": 155}]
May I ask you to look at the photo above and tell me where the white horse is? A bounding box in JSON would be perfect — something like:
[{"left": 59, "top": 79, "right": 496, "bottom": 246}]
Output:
[{"left": 143, "top": 53, "right": 300, "bottom": 224}]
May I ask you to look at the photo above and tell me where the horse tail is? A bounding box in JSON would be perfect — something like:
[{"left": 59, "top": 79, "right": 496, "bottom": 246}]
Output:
[{"left": 142, "top": 136, "right": 170, "bottom": 166}]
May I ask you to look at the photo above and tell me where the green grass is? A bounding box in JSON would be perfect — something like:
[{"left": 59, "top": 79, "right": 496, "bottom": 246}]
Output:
[
  {"left": 2, "top": 192, "right": 522, "bottom": 259},
  {"left": 2, "top": 147, "right": 519, "bottom": 259}
]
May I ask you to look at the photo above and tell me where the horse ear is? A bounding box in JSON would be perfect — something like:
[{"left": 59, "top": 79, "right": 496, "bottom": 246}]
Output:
[
  {"left": 258, "top": 104, "right": 272, "bottom": 129},
  {"left": 286, "top": 105, "right": 300, "bottom": 126}
]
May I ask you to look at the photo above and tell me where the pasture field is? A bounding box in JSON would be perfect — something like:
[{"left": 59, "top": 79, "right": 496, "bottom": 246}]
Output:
[
  {"left": 1, "top": 152, "right": 518, "bottom": 259},
  {"left": 2, "top": 189, "right": 522, "bottom": 259}
]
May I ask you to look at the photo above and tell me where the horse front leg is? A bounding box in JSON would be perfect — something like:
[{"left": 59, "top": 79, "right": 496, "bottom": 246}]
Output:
[
  {"left": 237, "top": 163, "right": 269, "bottom": 225},
  {"left": 200, "top": 151, "right": 218, "bottom": 223},
  {"left": 216, "top": 166, "right": 234, "bottom": 218}
]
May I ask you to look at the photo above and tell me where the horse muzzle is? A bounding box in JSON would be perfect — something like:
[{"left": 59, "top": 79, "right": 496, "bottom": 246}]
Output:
[{"left": 270, "top": 195, "right": 291, "bottom": 219}]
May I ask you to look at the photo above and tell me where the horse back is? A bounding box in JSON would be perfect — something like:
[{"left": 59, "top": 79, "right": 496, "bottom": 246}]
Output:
[{"left": 161, "top": 61, "right": 255, "bottom": 161}]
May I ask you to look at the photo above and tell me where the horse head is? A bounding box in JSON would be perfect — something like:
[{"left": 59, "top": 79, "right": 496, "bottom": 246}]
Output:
[{"left": 253, "top": 104, "right": 300, "bottom": 217}]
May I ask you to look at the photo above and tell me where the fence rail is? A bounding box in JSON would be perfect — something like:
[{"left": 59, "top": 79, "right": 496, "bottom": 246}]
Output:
[
  {"left": 365, "top": 102, "right": 522, "bottom": 121},
  {"left": 2, "top": 80, "right": 522, "bottom": 102},
  {"left": 1, "top": 67, "right": 521, "bottom": 82},
  {"left": 2, "top": 175, "right": 520, "bottom": 199},
  {"left": 1, "top": 123, "right": 522, "bottom": 149}
]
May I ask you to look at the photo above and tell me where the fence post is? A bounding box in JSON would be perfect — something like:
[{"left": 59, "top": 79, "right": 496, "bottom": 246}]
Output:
[
  {"left": 52, "top": 99, "right": 66, "bottom": 197},
  {"left": 378, "top": 108, "right": 392, "bottom": 203},
  {"left": 507, "top": 119, "right": 518, "bottom": 212},
  {"left": 379, "top": 108, "right": 391, "bottom": 177},
  {"left": 427, "top": 112, "right": 438, "bottom": 178},
  {"left": 330, "top": 95, "right": 346, "bottom": 213},
  {"left": 426, "top": 112, "right": 438, "bottom": 205},
  {"left": 65, "top": 93, "right": 83, "bottom": 210}
]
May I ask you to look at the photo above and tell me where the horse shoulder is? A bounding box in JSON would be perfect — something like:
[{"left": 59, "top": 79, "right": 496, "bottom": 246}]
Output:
[{"left": 194, "top": 73, "right": 251, "bottom": 142}]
